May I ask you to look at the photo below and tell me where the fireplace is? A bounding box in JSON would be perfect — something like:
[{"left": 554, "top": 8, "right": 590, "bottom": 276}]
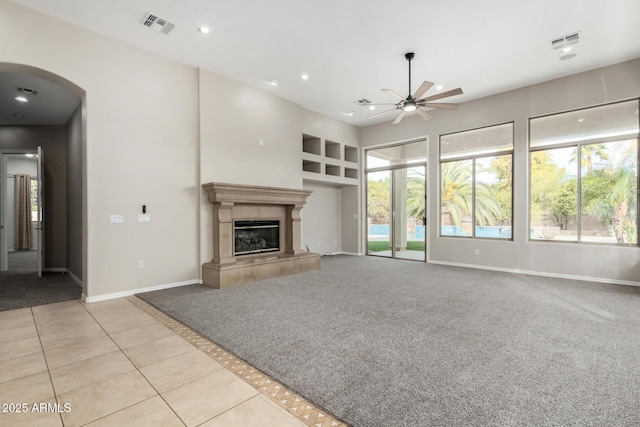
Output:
[
  {"left": 202, "top": 182, "right": 321, "bottom": 288},
  {"left": 234, "top": 220, "right": 279, "bottom": 256}
]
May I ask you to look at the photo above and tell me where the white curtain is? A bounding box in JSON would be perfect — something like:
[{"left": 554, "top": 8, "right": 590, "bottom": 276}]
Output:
[{"left": 14, "top": 174, "right": 33, "bottom": 250}]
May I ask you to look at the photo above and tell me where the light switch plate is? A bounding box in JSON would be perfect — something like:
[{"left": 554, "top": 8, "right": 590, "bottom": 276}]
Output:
[
  {"left": 109, "top": 215, "right": 124, "bottom": 224},
  {"left": 137, "top": 214, "right": 151, "bottom": 223}
]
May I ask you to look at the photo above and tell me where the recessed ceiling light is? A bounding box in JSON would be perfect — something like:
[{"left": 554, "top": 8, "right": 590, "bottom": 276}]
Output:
[
  {"left": 436, "top": 84, "right": 444, "bottom": 90},
  {"left": 15, "top": 96, "right": 28, "bottom": 103},
  {"left": 559, "top": 53, "right": 577, "bottom": 61},
  {"left": 561, "top": 46, "right": 572, "bottom": 53},
  {"left": 198, "top": 27, "right": 210, "bottom": 34},
  {"left": 301, "top": 74, "right": 309, "bottom": 80},
  {"left": 25, "top": 154, "right": 34, "bottom": 158},
  {"left": 578, "top": 118, "right": 585, "bottom": 122},
  {"left": 269, "top": 79, "right": 279, "bottom": 86},
  {"left": 369, "top": 105, "right": 376, "bottom": 111},
  {"left": 346, "top": 111, "right": 355, "bottom": 116}
]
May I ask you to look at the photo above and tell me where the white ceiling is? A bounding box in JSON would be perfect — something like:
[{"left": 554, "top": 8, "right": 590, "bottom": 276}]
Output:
[{"left": 7, "top": 0, "right": 640, "bottom": 126}]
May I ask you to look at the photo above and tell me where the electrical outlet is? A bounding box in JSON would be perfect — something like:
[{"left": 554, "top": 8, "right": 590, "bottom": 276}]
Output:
[
  {"left": 138, "top": 259, "right": 144, "bottom": 268},
  {"left": 474, "top": 249, "right": 480, "bottom": 256}
]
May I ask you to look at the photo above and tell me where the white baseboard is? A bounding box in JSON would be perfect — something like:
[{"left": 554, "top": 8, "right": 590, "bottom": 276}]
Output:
[
  {"left": 332, "top": 251, "right": 363, "bottom": 256},
  {"left": 83, "top": 279, "right": 198, "bottom": 303},
  {"left": 427, "top": 259, "right": 640, "bottom": 287},
  {"left": 66, "top": 270, "right": 83, "bottom": 288}
]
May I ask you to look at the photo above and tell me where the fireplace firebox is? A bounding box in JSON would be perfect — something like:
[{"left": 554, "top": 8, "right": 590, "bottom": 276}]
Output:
[{"left": 234, "top": 220, "right": 279, "bottom": 256}]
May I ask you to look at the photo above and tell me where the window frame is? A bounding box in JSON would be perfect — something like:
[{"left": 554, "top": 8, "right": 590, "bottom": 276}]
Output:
[
  {"left": 438, "top": 122, "right": 514, "bottom": 240},
  {"left": 528, "top": 99, "right": 640, "bottom": 246}
]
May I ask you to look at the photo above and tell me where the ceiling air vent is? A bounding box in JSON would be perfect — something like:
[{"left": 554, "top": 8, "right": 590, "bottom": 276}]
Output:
[
  {"left": 355, "top": 99, "right": 371, "bottom": 106},
  {"left": 18, "top": 87, "right": 38, "bottom": 95},
  {"left": 551, "top": 32, "right": 580, "bottom": 50},
  {"left": 141, "top": 13, "right": 175, "bottom": 35}
]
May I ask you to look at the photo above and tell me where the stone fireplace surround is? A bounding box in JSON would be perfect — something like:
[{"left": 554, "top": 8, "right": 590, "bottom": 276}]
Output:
[{"left": 202, "top": 182, "right": 321, "bottom": 288}]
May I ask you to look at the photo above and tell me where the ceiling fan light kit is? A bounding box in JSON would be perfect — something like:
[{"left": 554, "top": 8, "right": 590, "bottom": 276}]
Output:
[{"left": 368, "top": 52, "right": 463, "bottom": 124}]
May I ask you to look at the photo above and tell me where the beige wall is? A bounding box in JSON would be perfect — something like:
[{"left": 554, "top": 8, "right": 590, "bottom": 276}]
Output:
[
  {"left": 301, "top": 109, "right": 361, "bottom": 255},
  {"left": 66, "top": 104, "right": 83, "bottom": 281},
  {"left": 302, "top": 183, "right": 342, "bottom": 254},
  {"left": 198, "top": 69, "right": 303, "bottom": 265},
  {"left": 1, "top": 1, "right": 200, "bottom": 297},
  {"left": 361, "top": 58, "right": 640, "bottom": 284}
]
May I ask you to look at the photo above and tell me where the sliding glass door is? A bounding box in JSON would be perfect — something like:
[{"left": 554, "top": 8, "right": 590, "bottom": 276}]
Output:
[
  {"left": 366, "top": 170, "right": 392, "bottom": 257},
  {"left": 366, "top": 140, "right": 426, "bottom": 261}
]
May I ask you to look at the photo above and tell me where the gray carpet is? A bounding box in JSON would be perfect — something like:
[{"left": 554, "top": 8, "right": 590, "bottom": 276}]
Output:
[
  {"left": 138, "top": 255, "right": 640, "bottom": 426},
  {"left": 0, "top": 271, "right": 81, "bottom": 311}
]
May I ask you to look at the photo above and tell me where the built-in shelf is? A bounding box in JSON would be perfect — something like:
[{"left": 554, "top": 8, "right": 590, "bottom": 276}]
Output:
[
  {"left": 325, "top": 164, "right": 341, "bottom": 177},
  {"left": 344, "top": 145, "right": 358, "bottom": 163},
  {"left": 302, "top": 134, "right": 322, "bottom": 156},
  {"left": 301, "top": 134, "right": 359, "bottom": 186},
  {"left": 325, "top": 140, "right": 341, "bottom": 160},
  {"left": 303, "top": 160, "right": 321, "bottom": 174},
  {"left": 345, "top": 167, "right": 358, "bottom": 179}
]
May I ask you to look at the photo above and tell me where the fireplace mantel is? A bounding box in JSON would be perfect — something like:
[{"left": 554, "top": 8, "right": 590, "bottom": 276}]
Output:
[
  {"left": 203, "top": 182, "right": 312, "bottom": 206},
  {"left": 202, "top": 182, "right": 320, "bottom": 288}
]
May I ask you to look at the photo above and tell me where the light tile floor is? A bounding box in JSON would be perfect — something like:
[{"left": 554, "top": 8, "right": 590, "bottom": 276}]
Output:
[{"left": 0, "top": 297, "right": 344, "bottom": 427}]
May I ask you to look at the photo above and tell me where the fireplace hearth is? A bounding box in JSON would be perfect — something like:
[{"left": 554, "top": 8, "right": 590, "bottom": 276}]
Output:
[{"left": 202, "top": 182, "right": 321, "bottom": 288}]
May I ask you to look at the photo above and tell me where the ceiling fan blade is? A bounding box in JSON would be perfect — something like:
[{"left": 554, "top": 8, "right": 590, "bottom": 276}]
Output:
[
  {"left": 382, "top": 89, "right": 405, "bottom": 101},
  {"left": 364, "top": 103, "right": 399, "bottom": 106},
  {"left": 421, "top": 102, "right": 460, "bottom": 110},
  {"left": 368, "top": 108, "right": 398, "bottom": 119},
  {"left": 416, "top": 108, "right": 432, "bottom": 122},
  {"left": 392, "top": 110, "right": 407, "bottom": 125},
  {"left": 420, "top": 87, "right": 463, "bottom": 102},
  {"left": 413, "top": 81, "right": 434, "bottom": 99}
]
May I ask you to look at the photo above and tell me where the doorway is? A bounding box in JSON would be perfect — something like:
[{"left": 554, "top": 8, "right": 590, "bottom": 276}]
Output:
[
  {"left": 0, "top": 63, "right": 86, "bottom": 308},
  {"left": 366, "top": 139, "right": 427, "bottom": 261},
  {"left": 1, "top": 151, "right": 42, "bottom": 274}
]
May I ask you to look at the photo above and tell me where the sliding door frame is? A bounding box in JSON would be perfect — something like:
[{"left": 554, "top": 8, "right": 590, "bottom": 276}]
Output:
[{"left": 364, "top": 137, "right": 428, "bottom": 262}]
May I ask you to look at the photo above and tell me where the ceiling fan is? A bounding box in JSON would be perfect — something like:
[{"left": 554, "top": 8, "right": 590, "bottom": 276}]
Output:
[{"left": 368, "top": 52, "right": 463, "bottom": 124}]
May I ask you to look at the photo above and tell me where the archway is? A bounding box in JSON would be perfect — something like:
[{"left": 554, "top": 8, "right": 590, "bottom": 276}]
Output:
[{"left": 0, "top": 63, "right": 88, "bottom": 300}]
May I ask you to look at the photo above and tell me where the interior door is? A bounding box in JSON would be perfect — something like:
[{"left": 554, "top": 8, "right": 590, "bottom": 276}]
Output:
[
  {"left": 37, "top": 146, "right": 44, "bottom": 277},
  {"left": 0, "top": 154, "right": 5, "bottom": 271}
]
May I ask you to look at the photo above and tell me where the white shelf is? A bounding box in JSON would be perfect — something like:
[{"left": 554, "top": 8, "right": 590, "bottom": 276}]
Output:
[{"left": 301, "top": 134, "right": 359, "bottom": 187}]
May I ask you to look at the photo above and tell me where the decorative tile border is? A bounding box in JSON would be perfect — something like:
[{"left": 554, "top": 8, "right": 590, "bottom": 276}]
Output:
[{"left": 128, "top": 296, "right": 346, "bottom": 427}]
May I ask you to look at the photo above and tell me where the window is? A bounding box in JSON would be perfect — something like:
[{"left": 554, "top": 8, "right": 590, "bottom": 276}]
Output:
[
  {"left": 529, "top": 99, "right": 639, "bottom": 245},
  {"left": 439, "top": 123, "right": 513, "bottom": 239}
]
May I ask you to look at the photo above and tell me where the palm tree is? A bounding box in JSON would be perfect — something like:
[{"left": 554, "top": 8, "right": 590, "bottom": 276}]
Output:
[
  {"left": 570, "top": 143, "right": 610, "bottom": 173},
  {"left": 610, "top": 171, "right": 633, "bottom": 243},
  {"left": 406, "top": 169, "right": 425, "bottom": 221},
  {"left": 440, "top": 160, "right": 503, "bottom": 227},
  {"left": 582, "top": 140, "right": 638, "bottom": 243},
  {"left": 440, "top": 160, "right": 472, "bottom": 226}
]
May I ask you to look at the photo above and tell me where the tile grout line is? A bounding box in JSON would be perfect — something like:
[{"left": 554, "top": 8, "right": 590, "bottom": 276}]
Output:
[
  {"left": 79, "top": 299, "right": 190, "bottom": 427},
  {"left": 29, "top": 305, "right": 65, "bottom": 427},
  {"left": 128, "top": 296, "right": 348, "bottom": 427}
]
